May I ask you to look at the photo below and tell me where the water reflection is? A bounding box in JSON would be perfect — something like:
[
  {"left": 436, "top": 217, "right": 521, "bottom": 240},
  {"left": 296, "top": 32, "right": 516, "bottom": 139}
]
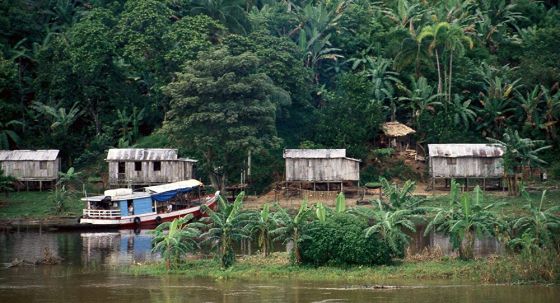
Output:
[
  {"left": 81, "top": 230, "right": 158, "bottom": 266},
  {"left": 0, "top": 230, "right": 559, "bottom": 303},
  {"left": 0, "top": 230, "right": 159, "bottom": 267}
]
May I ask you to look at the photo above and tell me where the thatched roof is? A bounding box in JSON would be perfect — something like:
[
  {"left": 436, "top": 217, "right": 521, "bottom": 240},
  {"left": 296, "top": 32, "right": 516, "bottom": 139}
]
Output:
[
  {"left": 381, "top": 122, "right": 416, "bottom": 137},
  {"left": 0, "top": 150, "right": 59, "bottom": 161},
  {"left": 428, "top": 144, "right": 505, "bottom": 158}
]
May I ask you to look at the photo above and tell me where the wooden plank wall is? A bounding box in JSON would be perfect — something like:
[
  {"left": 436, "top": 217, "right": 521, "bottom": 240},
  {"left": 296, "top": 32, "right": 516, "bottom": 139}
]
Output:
[
  {"left": 0, "top": 160, "right": 59, "bottom": 180},
  {"left": 108, "top": 161, "right": 194, "bottom": 185},
  {"left": 430, "top": 157, "right": 504, "bottom": 178},
  {"left": 285, "top": 158, "right": 360, "bottom": 181}
]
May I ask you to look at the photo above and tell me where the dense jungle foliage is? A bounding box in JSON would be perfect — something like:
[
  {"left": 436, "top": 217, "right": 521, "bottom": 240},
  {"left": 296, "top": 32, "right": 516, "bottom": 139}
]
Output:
[{"left": 1, "top": 0, "right": 560, "bottom": 191}]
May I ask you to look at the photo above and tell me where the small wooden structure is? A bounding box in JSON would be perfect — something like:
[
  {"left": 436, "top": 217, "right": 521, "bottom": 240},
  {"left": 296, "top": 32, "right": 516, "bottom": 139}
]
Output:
[
  {"left": 283, "top": 149, "right": 361, "bottom": 191},
  {"left": 381, "top": 121, "right": 416, "bottom": 151},
  {"left": 0, "top": 149, "right": 60, "bottom": 191},
  {"left": 428, "top": 144, "right": 504, "bottom": 190},
  {"left": 107, "top": 148, "right": 196, "bottom": 188}
]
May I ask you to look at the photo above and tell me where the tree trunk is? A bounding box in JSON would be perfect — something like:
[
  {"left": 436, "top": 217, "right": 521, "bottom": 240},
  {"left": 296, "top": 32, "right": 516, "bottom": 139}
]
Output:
[
  {"left": 448, "top": 52, "right": 453, "bottom": 103},
  {"left": 435, "top": 50, "right": 443, "bottom": 96}
]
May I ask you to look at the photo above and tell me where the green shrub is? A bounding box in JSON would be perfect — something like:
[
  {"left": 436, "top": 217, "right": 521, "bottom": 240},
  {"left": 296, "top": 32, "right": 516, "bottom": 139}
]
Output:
[{"left": 300, "top": 213, "right": 392, "bottom": 266}]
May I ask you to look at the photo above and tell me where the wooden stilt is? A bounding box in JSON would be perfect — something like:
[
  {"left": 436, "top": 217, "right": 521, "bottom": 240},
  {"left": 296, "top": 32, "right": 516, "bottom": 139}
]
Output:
[
  {"left": 39, "top": 181, "right": 42, "bottom": 192},
  {"left": 483, "top": 178, "right": 486, "bottom": 191}
]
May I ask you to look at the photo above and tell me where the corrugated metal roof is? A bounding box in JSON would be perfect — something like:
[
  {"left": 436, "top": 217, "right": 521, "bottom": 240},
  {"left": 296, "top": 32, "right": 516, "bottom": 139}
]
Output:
[
  {"left": 284, "top": 149, "right": 346, "bottom": 159},
  {"left": 0, "top": 150, "right": 59, "bottom": 161},
  {"left": 428, "top": 144, "right": 505, "bottom": 158},
  {"left": 382, "top": 121, "right": 416, "bottom": 137},
  {"left": 106, "top": 148, "right": 179, "bottom": 161}
]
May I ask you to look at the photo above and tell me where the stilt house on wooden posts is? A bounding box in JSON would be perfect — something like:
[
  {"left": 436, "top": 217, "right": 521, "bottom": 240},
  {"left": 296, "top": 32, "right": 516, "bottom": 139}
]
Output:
[
  {"left": 283, "top": 149, "right": 361, "bottom": 191},
  {"left": 107, "top": 148, "right": 197, "bottom": 188},
  {"left": 0, "top": 150, "right": 60, "bottom": 190},
  {"left": 428, "top": 144, "right": 505, "bottom": 190},
  {"left": 380, "top": 122, "right": 416, "bottom": 151}
]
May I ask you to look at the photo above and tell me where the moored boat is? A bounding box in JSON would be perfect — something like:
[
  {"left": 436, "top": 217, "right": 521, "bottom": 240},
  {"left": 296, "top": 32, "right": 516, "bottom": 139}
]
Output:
[{"left": 79, "top": 179, "right": 218, "bottom": 228}]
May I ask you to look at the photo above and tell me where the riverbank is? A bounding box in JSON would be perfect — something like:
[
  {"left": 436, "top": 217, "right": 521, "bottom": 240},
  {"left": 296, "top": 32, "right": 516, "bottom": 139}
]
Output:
[
  {"left": 0, "top": 191, "right": 82, "bottom": 220},
  {"left": 128, "top": 252, "right": 560, "bottom": 285}
]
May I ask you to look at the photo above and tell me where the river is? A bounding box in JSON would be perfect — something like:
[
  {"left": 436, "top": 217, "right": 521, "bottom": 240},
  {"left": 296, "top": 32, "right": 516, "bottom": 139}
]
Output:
[{"left": 0, "top": 230, "right": 558, "bottom": 302}]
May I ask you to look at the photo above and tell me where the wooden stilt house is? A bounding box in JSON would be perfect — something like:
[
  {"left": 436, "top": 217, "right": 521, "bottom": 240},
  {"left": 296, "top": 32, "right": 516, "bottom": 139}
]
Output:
[
  {"left": 283, "top": 149, "right": 361, "bottom": 193},
  {"left": 428, "top": 144, "right": 505, "bottom": 190},
  {"left": 0, "top": 149, "right": 60, "bottom": 190},
  {"left": 106, "top": 148, "right": 197, "bottom": 188}
]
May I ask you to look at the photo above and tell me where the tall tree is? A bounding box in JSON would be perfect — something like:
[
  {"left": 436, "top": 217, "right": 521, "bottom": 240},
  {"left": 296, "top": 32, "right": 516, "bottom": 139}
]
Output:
[{"left": 163, "top": 48, "right": 286, "bottom": 190}]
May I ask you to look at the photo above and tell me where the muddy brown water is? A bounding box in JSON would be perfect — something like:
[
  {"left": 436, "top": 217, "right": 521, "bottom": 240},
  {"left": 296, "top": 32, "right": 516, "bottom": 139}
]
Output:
[{"left": 1, "top": 230, "right": 559, "bottom": 303}]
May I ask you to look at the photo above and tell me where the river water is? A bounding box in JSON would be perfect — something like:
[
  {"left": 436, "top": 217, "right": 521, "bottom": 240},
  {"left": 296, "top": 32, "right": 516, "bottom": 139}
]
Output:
[{"left": 0, "top": 230, "right": 559, "bottom": 303}]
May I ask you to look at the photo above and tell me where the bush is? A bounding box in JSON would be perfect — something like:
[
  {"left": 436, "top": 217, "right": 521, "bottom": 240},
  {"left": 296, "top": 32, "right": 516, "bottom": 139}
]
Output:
[{"left": 300, "top": 213, "right": 392, "bottom": 266}]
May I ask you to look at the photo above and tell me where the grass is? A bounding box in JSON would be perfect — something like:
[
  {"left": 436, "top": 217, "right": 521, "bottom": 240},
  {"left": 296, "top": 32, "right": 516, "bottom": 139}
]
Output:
[
  {"left": 127, "top": 252, "right": 560, "bottom": 285},
  {"left": 0, "top": 191, "right": 82, "bottom": 219}
]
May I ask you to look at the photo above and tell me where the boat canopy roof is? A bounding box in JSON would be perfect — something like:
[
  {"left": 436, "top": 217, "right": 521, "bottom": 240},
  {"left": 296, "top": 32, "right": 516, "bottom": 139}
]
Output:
[
  {"left": 145, "top": 179, "right": 203, "bottom": 202},
  {"left": 81, "top": 192, "right": 151, "bottom": 202}
]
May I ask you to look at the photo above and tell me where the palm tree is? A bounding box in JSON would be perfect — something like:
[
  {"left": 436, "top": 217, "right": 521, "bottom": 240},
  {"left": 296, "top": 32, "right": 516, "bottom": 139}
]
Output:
[
  {"left": 425, "top": 181, "right": 499, "bottom": 260},
  {"left": 417, "top": 22, "right": 449, "bottom": 95},
  {"left": 0, "top": 120, "right": 24, "bottom": 149},
  {"left": 246, "top": 203, "right": 276, "bottom": 257},
  {"left": 151, "top": 214, "right": 204, "bottom": 270},
  {"left": 271, "top": 199, "right": 313, "bottom": 264},
  {"left": 443, "top": 23, "right": 473, "bottom": 102},
  {"left": 417, "top": 21, "right": 473, "bottom": 101},
  {"left": 200, "top": 192, "right": 250, "bottom": 268}
]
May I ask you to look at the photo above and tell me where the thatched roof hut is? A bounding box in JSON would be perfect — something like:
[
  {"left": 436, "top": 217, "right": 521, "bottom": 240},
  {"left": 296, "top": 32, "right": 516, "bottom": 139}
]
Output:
[{"left": 380, "top": 122, "right": 416, "bottom": 151}]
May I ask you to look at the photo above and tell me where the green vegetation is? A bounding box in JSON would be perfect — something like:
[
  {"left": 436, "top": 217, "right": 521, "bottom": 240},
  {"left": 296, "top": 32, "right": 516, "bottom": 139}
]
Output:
[
  {"left": 128, "top": 251, "right": 560, "bottom": 284},
  {"left": 151, "top": 214, "right": 204, "bottom": 270},
  {"left": 1, "top": 0, "right": 560, "bottom": 192},
  {"left": 0, "top": 191, "right": 82, "bottom": 219},
  {"left": 200, "top": 193, "right": 251, "bottom": 268},
  {"left": 425, "top": 182, "right": 500, "bottom": 260}
]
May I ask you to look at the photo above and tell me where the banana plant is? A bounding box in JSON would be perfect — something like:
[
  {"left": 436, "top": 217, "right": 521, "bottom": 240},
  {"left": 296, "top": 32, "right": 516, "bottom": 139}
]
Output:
[
  {"left": 335, "top": 192, "right": 346, "bottom": 213},
  {"left": 271, "top": 199, "right": 312, "bottom": 264},
  {"left": 315, "top": 202, "right": 327, "bottom": 222},
  {"left": 354, "top": 200, "right": 417, "bottom": 256},
  {"left": 425, "top": 182, "right": 500, "bottom": 260},
  {"left": 509, "top": 189, "right": 560, "bottom": 252},
  {"left": 151, "top": 214, "right": 204, "bottom": 270},
  {"left": 246, "top": 203, "right": 276, "bottom": 257},
  {"left": 200, "top": 192, "right": 250, "bottom": 268}
]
